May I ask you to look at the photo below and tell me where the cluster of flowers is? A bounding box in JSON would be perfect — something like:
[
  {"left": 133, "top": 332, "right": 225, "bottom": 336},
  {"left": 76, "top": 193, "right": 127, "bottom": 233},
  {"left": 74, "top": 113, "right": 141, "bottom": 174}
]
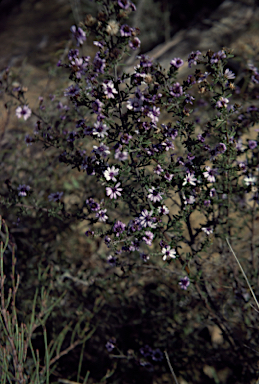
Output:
[{"left": 13, "top": 0, "right": 259, "bottom": 290}]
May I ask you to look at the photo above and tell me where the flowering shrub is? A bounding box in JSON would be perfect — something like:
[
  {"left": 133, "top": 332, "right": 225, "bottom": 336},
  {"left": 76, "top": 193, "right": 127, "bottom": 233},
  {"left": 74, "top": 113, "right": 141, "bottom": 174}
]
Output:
[{"left": 1, "top": 0, "right": 259, "bottom": 382}]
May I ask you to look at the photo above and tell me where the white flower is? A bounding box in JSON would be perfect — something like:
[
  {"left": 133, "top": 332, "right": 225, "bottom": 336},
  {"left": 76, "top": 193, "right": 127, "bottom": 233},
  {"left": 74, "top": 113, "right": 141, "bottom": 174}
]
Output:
[
  {"left": 244, "top": 175, "right": 257, "bottom": 186},
  {"left": 183, "top": 173, "right": 197, "bottom": 186},
  {"left": 16, "top": 105, "right": 32, "bottom": 120},
  {"left": 96, "top": 209, "right": 108, "bottom": 222},
  {"left": 93, "top": 121, "right": 109, "bottom": 138},
  {"left": 162, "top": 246, "right": 176, "bottom": 260},
  {"left": 138, "top": 210, "right": 157, "bottom": 228},
  {"left": 201, "top": 227, "right": 213, "bottom": 235},
  {"left": 103, "top": 166, "right": 119, "bottom": 182},
  {"left": 158, "top": 205, "right": 169, "bottom": 215}
]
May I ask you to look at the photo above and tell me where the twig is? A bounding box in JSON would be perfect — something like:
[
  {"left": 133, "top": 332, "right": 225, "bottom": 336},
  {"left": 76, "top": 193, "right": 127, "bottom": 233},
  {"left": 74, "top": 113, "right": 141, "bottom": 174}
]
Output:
[
  {"left": 226, "top": 237, "right": 259, "bottom": 311},
  {"left": 164, "top": 350, "right": 179, "bottom": 384}
]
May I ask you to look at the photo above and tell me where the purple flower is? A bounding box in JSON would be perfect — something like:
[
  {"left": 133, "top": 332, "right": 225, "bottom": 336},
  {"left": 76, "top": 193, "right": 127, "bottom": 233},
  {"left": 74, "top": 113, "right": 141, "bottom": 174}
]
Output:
[
  {"left": 252, "top": 71, "right": 259, "bottom": 84},
  {"left": 93, "top": 40, "right": 105, "bottom": 49},
  {"left": 24, "top": 134, "right": 34, "bottom": 146},
  {"left": 93, "top": 52, "right": 106, "bottom": 74},
  {"left": 210, "top": 50, "right": 226, "bottom": 64},
  {"left": 170, "top": 57, "right": 184, "bottom": 68},
  {"left": 70, "top": 56, "right": 90, "bottom": 78},
  {"left": 164, "top": 172, "right": 173, "bottom": 182},
  {"left": 127, "top": 97, "right": 143, "bottom": 111},
  {"left": 48, "top": 192, "right": 63, "bottom": 202},
  {"left": 103, "top": 80, "right": 118, "bottom": 99},
  {"left": 106, "top": 183, "right": 123, "bottom": 199},
  {"left": 147, "top": 187, "right": 163, "bottom": 202},
  {"left": 92, "top": 143, "right": 110, "bottom": 158},
  {"left": 169, "top": 82, "right": 183, "bottom": 97},
  {"left": 118, "top": 0, "right": 136, "bottom": 10},
  {"left": 238, "top": 161, "right": 246, "bottom": 171},
  {"left": 142, "top": 231, "right": 154, "bottom": 246},
  {"left": 179, "top": 276, "right": 190, "bottom": 290},
  {"left": 140, "top": 253, "right": 150, "bottom": 262},
  {"left": 188, "top": 50, "right": 201, "bottom": 68},
  {"left": 129, "top": 37, "right": 141, "bottom": 50},
  {"left": 113, "top": 220, "right": 126, "bottom": 237},
  {"left": 104, "top": 166, "right": 119, "bottom": 182},
  {"left": 70, "top": 25, "right": 86, "bottom": 46},
  {"left": 67, "top": 131, "right": 77, "bottom": 142},
  {"left": 183, "top": 194, "right": 195, "bottom": 205},
  {"left": 105, "top": 236, "right": 111, "bottom": 246},
  {"left": 185, "top": 94, "right": 195, "bottom": 105},
  {"left": 210, "top": 188, "right": 216, "bottom": 197},
  {"left": 16, "top": 105, "right": 32, "bottom": 120},
  {"left": 162, "top": 139, "right": 174, "bottom": 152},
  {"left": 247, "top": 105, "right": 258, "bottom": 113},
  {"left": 187, "top": 74, "right": 196, "bottom": 84},
  {"left": 92, "top": 99, "right": 103, "bottom": 114},
  {"left": 197, "top": 133, "right": 205, "bottom": 142},
  {"left": 106, "top": 341, "right": 114, "bottom": 352},
  {"left": 140, "top": 345, "right": 153, "bottom": 357},
  {"left": 197, "top": 72, "right": 210, "bottom": 83},
  {"left": 216, "top": 142, "right": 227, "bottom": 154},
  {"left": 137, "top": 54, "right": 153, "bottom": 67},
  {"left": 152, "top": 348, "right": 163, "bottom": 361},
  {"left": 106, "top": 338, "right": 116, "bottom": 351},
  {"left": 68, "top": 49, "right": 79, "bottom": 61},
  {"left": 107, "top": 255, "right": 117, "bottom": 266},
  {"left": 114, "top": 149, "right": 128, "bottom": 161},
  {"left": 121, "top": 133, "right": 132, "bottom": 144},
  {"left": 249, "top": 140, "right": 257, "bottom": 150},
  {"left": 129, "top": 238, "right": 140, "bottom": 251},
  {"left": 224, "top": 68, "right": 235, "bottom": 80},
  {"left": 17, "top": 184, "right": 30, "bottom": 197},
  {"left": 120, "top": 24, "right": 132, "bottom": 37},
  {"left": 96, "top": 209, "right": 108, "bottom": 222},
  {"left": 64, "top": 84, "right": 80, "bottom": 97},
  {"left": 86, "top": 198, "right": 100, "bottom": 211},
  {"left": 154, "top": 164, "right": 164, "bottom": 175},
  {"left": 85, "top": 230, "right": 94, "bottom": 237}
]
